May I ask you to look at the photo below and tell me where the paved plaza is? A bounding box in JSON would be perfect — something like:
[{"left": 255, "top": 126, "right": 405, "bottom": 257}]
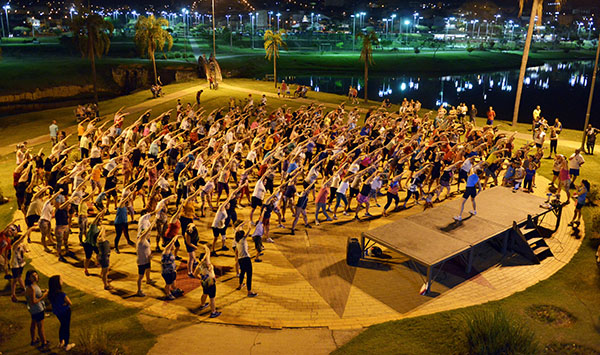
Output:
[{"left": 21, "top": 174, "right": 582, "bottom": 330}]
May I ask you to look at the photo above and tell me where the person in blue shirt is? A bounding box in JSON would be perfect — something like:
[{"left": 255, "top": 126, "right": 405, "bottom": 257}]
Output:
[
  {"left": 569, "top": 180, "right": 589, "bottom": 227},
  {"left": 48, "top": 275, "right": 75, "bottom": 351},
  {"left": 454, "top": 169, "right": 483, "bottom": 222}
]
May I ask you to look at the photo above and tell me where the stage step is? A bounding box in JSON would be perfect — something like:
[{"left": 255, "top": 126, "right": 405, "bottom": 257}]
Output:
[
  {"left": 511, "top": 222, "right": 553, "bottom": 264},
  {"left": 527, "top": 237, "right": 545, "bottom": 246}
]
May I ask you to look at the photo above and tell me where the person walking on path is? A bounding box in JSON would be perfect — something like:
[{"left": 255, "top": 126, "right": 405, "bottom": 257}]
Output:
[
  {"left": 25, "top": 269, "right": 49, "bottom": 349},
  {"left": 454, "top": 169, "right": 483, "bottom": 222},
  {"left": 48, "top": 275, "right": 75, "bottom": 351},
  {"left": 49, "top": 121, "right": 59, "bottom": 146}
]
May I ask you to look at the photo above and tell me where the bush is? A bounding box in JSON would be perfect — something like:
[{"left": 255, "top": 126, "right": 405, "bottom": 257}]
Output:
[
  {"left": 586, "top": 184, "right": 599, "bottom": 205},
  {"left": 466, "top": 47, "right": 474, "bottom": 53},
  {"left": 414, "top": 47, "right": 420, "bottom": 54},
  {"left": 591, "top": 213, "right": 600, "bottom": 239},
  {"left": 463, "top": 309, "right": 538, "bottom": 355},
  {"left": 72, "top": 328, "right": 124, "bottom": 355}
]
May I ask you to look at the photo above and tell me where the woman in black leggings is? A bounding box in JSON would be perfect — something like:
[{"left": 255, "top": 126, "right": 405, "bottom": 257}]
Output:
[{"left": 234, "top": 222, "right": 257, "bottom": 297}]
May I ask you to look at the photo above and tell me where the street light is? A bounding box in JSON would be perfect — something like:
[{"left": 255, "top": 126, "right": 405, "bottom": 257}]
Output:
[
  {"left": 390, "top": 14, "right": 396, "bottom": 33},
  {"left": 413, "top": 12, "right": 419, "bottom": 33},
  {"left": 360, "top": 12, "right": 366, "bottom": 28},
  {"left": 352, "top": 13, "right": 357, "bottom": 51},
  {"left": 276, "top": 12, "right": 281, "bottom": 31},
  {"left": 69, "top": 7, "right": 75, "bottom": 21},
  {"left": 3, "top": 4, "right": 10, "bottom": 36},
  {"left": 250, "top": 13, "right": 254, "bottom": 49},
  {"left": 268, "top": 11, "right": 272, "bottom": 28},
  {"left": 403, "top": 19, "right": 410, "bottom": 44},
  {"left": 383, "top": 18, "right": 388, "bottom": 36},
  {"left": 238, "top": 14, "right": 242, "bottom": 31}
]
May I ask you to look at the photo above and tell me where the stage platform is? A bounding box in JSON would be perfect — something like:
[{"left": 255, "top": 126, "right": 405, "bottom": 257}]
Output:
[{"left": 361, "top": 187, "right": 560, "bottom": 294}]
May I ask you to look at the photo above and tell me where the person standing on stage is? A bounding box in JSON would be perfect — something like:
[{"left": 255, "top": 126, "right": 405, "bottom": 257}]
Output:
[{"left": 454, "top": 169, "right": 483, "bottom": 222}]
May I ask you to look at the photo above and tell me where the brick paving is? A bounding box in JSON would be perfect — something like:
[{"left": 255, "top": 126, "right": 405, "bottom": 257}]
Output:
[{"left": 19, "top": 174, "right": 583, "bottom": 329}]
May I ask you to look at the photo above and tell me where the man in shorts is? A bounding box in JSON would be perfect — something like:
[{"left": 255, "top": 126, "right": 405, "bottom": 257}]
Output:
[
  {"left": 567, "top": 148, "right": 585, "bottom": 188},
  {"left": 454, "top": 169, "right": 483, "bottom": 222}
]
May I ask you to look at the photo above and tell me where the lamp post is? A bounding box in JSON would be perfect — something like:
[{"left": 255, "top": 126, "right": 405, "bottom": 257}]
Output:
[
  {"left": 403, "top": 19, "right": 409, "bottom": 45},
  {"left": 383, "top": 18, "right": 388, "bottom": 37},
  {"left": 268, "top": 11, "right": 272, "bottom": 28},
  {"left": 581, "top": 30, "right": 600, "bottom": 149},
  {"left": 311, "top": 12, "right": 313, "bottom": 28},
  {"left": 238, "top": 14, "right": 242, "bottom": 31},
  {"left": 0, "top": 8, "right": 4, "bottom": 38},
  {"left": 352, "top": 13, "right": 356, "bottom": 51},
  {"left": 360, "top": 12, "right": 366, "bottom": 28},
  {"left": 276, "top": 12, "right": 280, "bottom": 31},
  {"left": 413, "top": 12, "right": 419, "bottom": 33},
  {"left": 390, "top": 13, "right": 396, "bottom": 33},
  {"left": 3, "top": 4, "right": 10, "bottom": 36},
  {"left": 211, "top": 0, "right": 216, "bottom": 58},
  {"left": 69, "top": 7, "right": 75, "bottom": 21},
  {"left": 250, "top": 13, "right": 254, "bottom": 49}
]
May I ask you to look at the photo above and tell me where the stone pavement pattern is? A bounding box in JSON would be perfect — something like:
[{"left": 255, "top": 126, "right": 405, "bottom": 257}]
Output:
[{"left": 23, "top": 174, "right": 583, "bottom": 330}]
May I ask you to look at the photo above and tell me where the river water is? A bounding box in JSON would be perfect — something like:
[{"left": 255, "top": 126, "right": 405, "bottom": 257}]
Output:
[{"left": 282, "top": 60, "right": 600, "bottom": 130}]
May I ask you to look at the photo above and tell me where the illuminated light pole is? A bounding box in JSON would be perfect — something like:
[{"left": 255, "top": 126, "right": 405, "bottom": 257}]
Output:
[
  {"left": 238, "top": 14, "right": 242, "bottom": 31},
  {"left": 403, "top": 19, "right": 410, "bottom": 45},
  {"left": 352, "top": 13, "right": 357, "bottom": 51},
  {"left": 3, "top": 4, "right": 10, "bottom": 36},
  {"left": 311, "top": 12, "right": 313, "bottom": 28},
  {"left": 276, "top": 12, "right": 280, "bottom": 31},
  {"left": 268, "top": 11, "right": 272, "bottom": 28},
  {"left": 226, "top": 14, "right": 232, "bottom": 47},
  {"left": 390, "top": 13, "right": 396, "bottom": 34},
  {"left": 0, "top": 8, "right": 4, "bottom": 38},
  {"left": 360, "top": 12, "right": 366, "bottom": 28},
  {"left": 250, "top": 13, "right": 254, "bottom": 49},
  {"left": 211, "top": 0, "right": 216, "bottom": 58},
  {"left": 69, "top": 7, "right": 75, "bottom": 21},
  {"left": 413, "top": 12, "right": 418, "bottom": 33},
  {"left": 383, "top": 18, "right": 388, "bottom": 37}
]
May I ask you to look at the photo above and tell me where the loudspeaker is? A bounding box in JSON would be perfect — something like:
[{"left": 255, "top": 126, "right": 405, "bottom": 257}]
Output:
[{"left": 346, "top": 237, "right": 362, "bottom": 266}]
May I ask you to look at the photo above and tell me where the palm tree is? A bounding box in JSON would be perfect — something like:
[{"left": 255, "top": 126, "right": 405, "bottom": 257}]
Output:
[
  {"left": 357, "top": 30, "right": 379, "bottom": 103},
  {"left": 264, "top": 29, "right": 287, "bottom": 88},
  {"left": 134, "top": 15, "right": 173, "bottom": 85},
  {"left": 511, "top": 0, "right": 564, "bottom": 126},
  {"left": 71, "top": 11, "right": 113, "bottom": 106}
]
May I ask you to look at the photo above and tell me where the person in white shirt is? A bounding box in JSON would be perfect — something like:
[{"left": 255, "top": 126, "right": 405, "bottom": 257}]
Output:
[
  {"left": 250, "top": 175, "right": 267, "bottom": 224},
  {"left": 568, "top": 148, "right": 585, "bottom": 187},
  {"left": 534, "top": 128, "right": 546, "bottom": 149}
]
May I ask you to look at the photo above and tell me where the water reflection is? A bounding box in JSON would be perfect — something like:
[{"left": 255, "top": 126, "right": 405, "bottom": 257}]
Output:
[{"left": 284, "top": 60, "right": 599, "bottom": 129}]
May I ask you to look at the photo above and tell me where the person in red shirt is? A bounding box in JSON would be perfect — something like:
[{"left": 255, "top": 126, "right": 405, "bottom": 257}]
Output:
[
  {"left": 314, "top": 180, "right": 333, "bottom": 225},
  {"left": 486, "top": 106, "right": 496, "bottom": 125}
]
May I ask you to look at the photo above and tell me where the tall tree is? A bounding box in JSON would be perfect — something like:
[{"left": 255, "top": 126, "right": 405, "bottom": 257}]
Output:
[
  {"left": 264, "top": 29, "right": 287, "bottom": 88},
  {"left": 357, "top": 30, "right": 379, "bottom": 103},
  {"left": 134, "top": 15, "right": 173, "bottom": 85},
  {"left": 71, "top": 11, "right": 113, "bottom": 106},
  {"left": 512, "top": 0, "right": 565, "bottom": 126}
]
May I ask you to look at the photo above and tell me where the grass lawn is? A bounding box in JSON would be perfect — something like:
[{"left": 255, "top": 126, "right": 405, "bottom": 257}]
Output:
[{"left": 218, "top": 49, "right": 597, "bottom": 77}]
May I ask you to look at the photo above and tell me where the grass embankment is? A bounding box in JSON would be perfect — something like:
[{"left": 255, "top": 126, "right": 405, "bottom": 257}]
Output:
[{"left": 218, "top": 49, "right": 597, "bottom": 77}]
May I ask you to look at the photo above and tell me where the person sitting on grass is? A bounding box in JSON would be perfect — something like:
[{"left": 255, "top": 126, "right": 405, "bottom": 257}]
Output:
[{"left": 194, "top": 245, "right": 221, "bottom": 318}]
